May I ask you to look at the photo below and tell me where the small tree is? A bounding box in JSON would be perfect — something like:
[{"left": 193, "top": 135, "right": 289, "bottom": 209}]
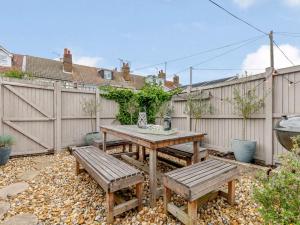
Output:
[
  {"left": 184, "top": 92, "right": 212, "bottom": 132},
  {"left": 253, "top": 136, "right": 300, "bottom": 224},
  {"left": 227, "top": 87, "right": 265, "bottom": 140},
  {"left": 156, "top": 101, "right": 174, "bottom": 125},
  {"left": 125, "top": 97, "right": 139, "bottom": 125},
  {"left": 82, "top": 98, "right": 101, "bottom": 132}
]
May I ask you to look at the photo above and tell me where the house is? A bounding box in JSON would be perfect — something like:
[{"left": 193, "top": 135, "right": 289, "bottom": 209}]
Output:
[
  {"left": 0, "top": 46, "right": 145, "bottom": 89},
  {"left": 145, "top": 70, "right": 180, "bottom": 90}
]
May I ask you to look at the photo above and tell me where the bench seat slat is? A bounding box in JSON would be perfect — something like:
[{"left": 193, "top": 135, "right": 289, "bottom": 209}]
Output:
[
  {"left": 76, "top": 149, "right": 122, "bottom": 180},
  {"left": 175, "top": 162, "right": 231, "bottom": 183},
  {"left": 166, "top": 159, "right": 216, "bottom": 177},
  {"left": 81, "top": 147, "right": 136, "bottom": 178},
  {"left": 184, "top": 164, "right": 236, "bottom": 187},
  {"left": 74, "top": 146, "right": 141, "bottom": 182},
  {"left": 82, "top": 146, "right": 140, "bottom": 176}
]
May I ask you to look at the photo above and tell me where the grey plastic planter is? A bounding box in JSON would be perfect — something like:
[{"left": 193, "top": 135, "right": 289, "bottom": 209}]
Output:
[
  {"left": 231, "top": 139, "right": 256, "bottom": 163},
  {"left": 0, "top": 147, "right": 11, "bottom": 166},
  {"left": 84, "top": 132, "right": 101, "bottom": 145}
]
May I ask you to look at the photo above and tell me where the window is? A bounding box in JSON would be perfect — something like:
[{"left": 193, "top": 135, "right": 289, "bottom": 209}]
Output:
[
  {"left": 99, "top": 69, "right": 113, "bottom": 80},
  {"left": 0, "top": 50, "right": 11, "bottom": 67}
]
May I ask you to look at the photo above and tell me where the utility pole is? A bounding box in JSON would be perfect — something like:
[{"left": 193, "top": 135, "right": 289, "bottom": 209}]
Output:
[
  {"left": 269, "top": 31, "right": 274, "bottom": 69},
  {"left": 189, "top": 66, "right": 193, "bottom": 93},
  {"left": 164, "top": 62, "right": 167, "bottom": 75}
]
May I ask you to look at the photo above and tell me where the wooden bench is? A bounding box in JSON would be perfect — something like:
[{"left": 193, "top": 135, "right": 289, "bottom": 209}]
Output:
[
  {"left": 73, "top": 146, "right": 144, "bottom": 224},
  {"left": 93, "top": 139, "right": 132, "bottom": 152},
  {"left": 158, "top": 143, "right": 208, "bottom": 165},
  {"left": 163, "top": 159, "right": 239, "bottom": 225}
]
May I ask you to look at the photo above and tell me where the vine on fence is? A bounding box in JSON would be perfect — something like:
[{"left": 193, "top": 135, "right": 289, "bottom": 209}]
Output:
[{"left": 99, "top": 84, "right": 181, "bottom": 125}]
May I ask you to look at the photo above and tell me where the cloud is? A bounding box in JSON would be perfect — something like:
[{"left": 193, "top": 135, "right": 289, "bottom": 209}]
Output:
[
  {"left": 233, "top": 0, "right": 257, "bottom": 8},
  {"left": 73, "top": 56, "right": 103, "bottom": 67},
  {"left": 284, "top": 0, "right": 300, "bottom": 6},
  {"left": 242, "top": 44, "right": 300, "bottom": 72}
]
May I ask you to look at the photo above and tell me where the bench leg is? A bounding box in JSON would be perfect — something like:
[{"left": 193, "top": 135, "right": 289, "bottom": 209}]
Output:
[
  {"left": 136, "top": 182, "right": 143, "bottom": 211},
  {"left": 122, "top": 144, "right": 126, "bottom": 152},
  {"left": 75, "top": 161, "right": 80, "bottom": 175},
  {"left": 129, "top": 143, "right": 132, "bottom": 152},
  {"left": 228, "top": 180, "right": 236, "bottom": 205},
  {"left": 106, "top": 192, "right": 114, "bottom": 224},
  {"left": 163, "top": 187, "right": 171, "bottom": 214},
  {"left": 139, "top": 146, "right": 145, "bottom": 162},
  {"left": 188, "top": 200, "right": 197, "bottom": 225},
  {"left": 193, "top": 141, "right": 200, "bottom": 164}
]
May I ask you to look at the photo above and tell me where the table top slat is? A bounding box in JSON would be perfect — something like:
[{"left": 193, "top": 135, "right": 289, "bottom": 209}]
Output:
[{"left": 100, "top": 125, "right": 204, "bottom": 144}]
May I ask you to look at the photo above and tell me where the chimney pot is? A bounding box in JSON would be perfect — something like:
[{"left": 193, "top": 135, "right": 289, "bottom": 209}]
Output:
[{"left": 63, "top": 48, "right": 72, "bottom": 73}]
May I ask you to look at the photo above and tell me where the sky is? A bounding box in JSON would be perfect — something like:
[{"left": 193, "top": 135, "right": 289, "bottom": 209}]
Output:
[{"left": 1, "top": 0, "right": 300, "bottom": 85}]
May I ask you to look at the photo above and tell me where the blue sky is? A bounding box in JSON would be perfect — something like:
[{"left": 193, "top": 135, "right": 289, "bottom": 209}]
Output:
[{"left": 2, "top": 0, "right": 300, "bottom": 84}]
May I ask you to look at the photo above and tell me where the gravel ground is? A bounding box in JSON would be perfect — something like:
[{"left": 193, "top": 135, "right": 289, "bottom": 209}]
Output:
[{"left": 0, "top": 151, "right": 263, "bottom": 225}]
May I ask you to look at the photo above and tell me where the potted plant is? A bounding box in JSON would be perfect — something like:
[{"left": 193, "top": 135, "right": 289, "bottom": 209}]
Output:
[
  {"left": 156, "top": 101, "right": 174, "bottom": 126},
  {"left": 184, "top": 92, "right": 212, "bottom": 132},
  {"left": 227, "top": 87, "right": 265, "bottom": 163},
  {"left": 82, "top": 97, "right": 101, "bottom": 145},
  {"left": 0, "top": 135, "right": 14, "bottom": 166},
  {"left": 125, "top": 97, "right": 139, "bottom": 125}
]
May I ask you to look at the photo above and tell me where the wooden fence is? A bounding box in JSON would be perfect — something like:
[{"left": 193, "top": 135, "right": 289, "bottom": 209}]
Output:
[
  {"left": 172, "top": 66, "right": 300, "bottom": 165},
  {"left": 0, "top": 77, "right": 118, "bottom": 156},
  {"left": 1, "top": 65, "right": 300, "bottom": 164}
]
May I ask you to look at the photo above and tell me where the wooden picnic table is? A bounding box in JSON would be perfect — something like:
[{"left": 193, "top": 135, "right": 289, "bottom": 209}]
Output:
[{"left": 100, "top": 125, "right": 205, "bottom": 207}]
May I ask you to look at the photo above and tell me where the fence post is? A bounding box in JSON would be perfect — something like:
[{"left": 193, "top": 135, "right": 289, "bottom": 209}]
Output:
[
  {"left": 0, "top": 77, "right": 2, "bottom": 135},
  {"left": 54, "top": 82, "right": 62, "bottom": 152},
  {"left": 95, "top": 88, "right": 100, "bottom": 132},
  {"left": 265, "top": 67, "right": 274, "bottom": 165}
]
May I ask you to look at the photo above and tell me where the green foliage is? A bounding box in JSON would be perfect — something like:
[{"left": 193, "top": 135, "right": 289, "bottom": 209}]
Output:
[
  {"left": 156, "top": 101, "right": 174, "bottom": 125},
  {"left": 253, "top": 136, "right": 300, "bottom": 225},
  {"left": 1, "top": 70, "right": 32, "bottom": 79},
  {"left": 184, "top": 92, "right": 212, "bottom": 131},
  {"left": 227, "top": 87, "right": 266, "bottom": 139},
  {"left": 100, "top": 84, "right": 181, "bottom": 125},
  {"left": 0, "top": 135, "right": 15, "bottom": 148}
]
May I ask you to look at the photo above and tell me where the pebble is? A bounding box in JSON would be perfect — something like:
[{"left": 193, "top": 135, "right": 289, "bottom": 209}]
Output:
[{"left": 0, "top": 151, "right": 264, "bottom": 224}]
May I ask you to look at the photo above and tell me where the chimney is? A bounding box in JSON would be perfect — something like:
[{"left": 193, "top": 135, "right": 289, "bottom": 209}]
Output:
[
  {"left": 173, "top": 75, "right": 179, "bottom": 87},
  {"left": 121, "top": 62, "right": 131, "bottom": 81},
  {"left": 158, "top": 70, "right": 166, "bottom": 81},
  {"left": 63, "top": 48, "right": 72, "bottom": 73}
]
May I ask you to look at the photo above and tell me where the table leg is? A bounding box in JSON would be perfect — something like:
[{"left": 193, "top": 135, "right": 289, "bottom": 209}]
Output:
[
  {"left": 193, "top": 141, "right": 199, "bottom": 164},
  {"left": 102, "top": 132, "right": 107, "bottom": 152},
  {"left": 149, "top": 148, "right": 157, "bottom": 207}
]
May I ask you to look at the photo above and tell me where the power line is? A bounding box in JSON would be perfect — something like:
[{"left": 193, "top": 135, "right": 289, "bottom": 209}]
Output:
[
  {"left": 273, "top": 40, "right": 295, "bottom": 66},
  {"left": 131, "top": 35, "right": 265, "bottom": 72},
  {"left": 174, "top": 35, "right": 265, "bottom": 74},
  {"left": 193, "top": 68, "right": 264, "bottom": 71},
  {"left": 207, "top": 0, "right": 268, "bottom": 35}
]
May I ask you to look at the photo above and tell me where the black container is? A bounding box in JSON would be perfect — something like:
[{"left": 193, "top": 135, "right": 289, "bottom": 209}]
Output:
[{"left": 274, "top": 115, "right": 300, "bottom": 151}]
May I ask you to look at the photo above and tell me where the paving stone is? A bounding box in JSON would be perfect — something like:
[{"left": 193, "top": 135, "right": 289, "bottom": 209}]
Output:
[
  {"left": 16, "top": 170, "right": 40, "bottom": 181},
  {"left": 0, "top": 213, "right": 38, "bottom": 225},
  {"left": 0, "top": 201, "right": 10, "bottom": 219},
  {"left": 32, "top": 158, "right": 53, "bottom": 170},
  {"left": 0, "top": 182, "right": 29, "bottom": 200}
]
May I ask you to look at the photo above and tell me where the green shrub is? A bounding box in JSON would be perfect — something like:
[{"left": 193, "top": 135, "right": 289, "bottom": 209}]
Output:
[
  {"left": 0, "top": 135, "right": 15, "bottom": 148},
  {"left": 100, "top": 84, "right": 181, "bottom": 125},
  {"left": 1, "top": 70, "right": 31, "bottom": 79},
  {"left": 253, "top": 136, "right": 300, "bottom": 224}
]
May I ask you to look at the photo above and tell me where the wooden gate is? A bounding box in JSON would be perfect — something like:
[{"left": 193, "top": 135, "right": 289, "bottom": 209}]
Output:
[{"left": 0, "top": 81, "right": 55, "bottom": 156}]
